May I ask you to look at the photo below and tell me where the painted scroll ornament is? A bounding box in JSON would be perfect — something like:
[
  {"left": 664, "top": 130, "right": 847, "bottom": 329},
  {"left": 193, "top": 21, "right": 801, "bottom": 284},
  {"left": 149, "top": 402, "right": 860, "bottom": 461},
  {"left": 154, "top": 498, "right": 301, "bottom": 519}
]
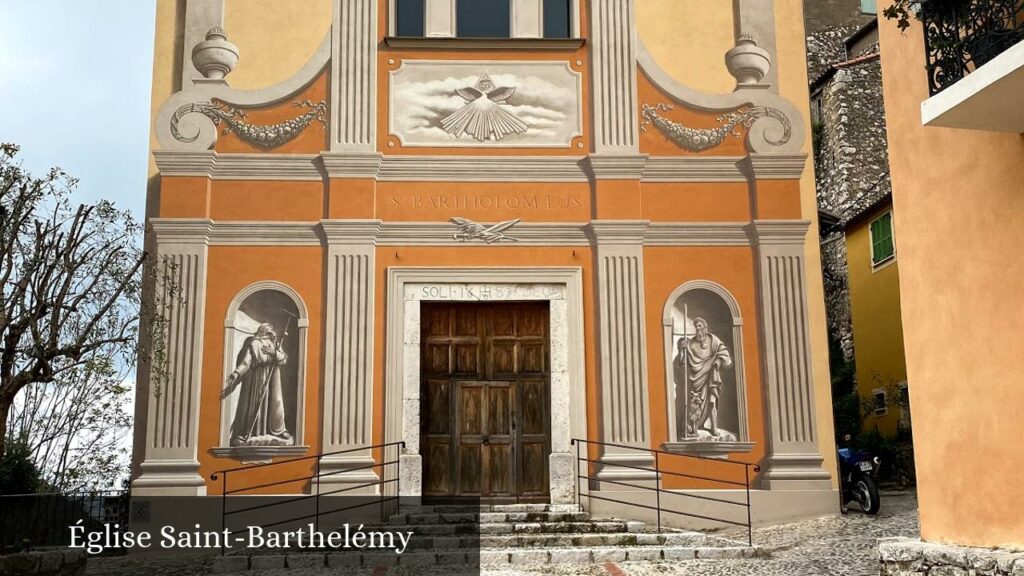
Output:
[
  {"left": 170, "top": 99, "right": 327, "bottom": 149},
  {"left": 641, "top": 103, "right": 791, "bottom": 152}
]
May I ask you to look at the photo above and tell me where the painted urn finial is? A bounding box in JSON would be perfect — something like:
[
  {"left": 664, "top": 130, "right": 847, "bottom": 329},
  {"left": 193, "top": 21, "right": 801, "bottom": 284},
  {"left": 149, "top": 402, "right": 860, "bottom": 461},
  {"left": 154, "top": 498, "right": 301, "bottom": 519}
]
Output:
[
  {"left": 726, "top": 34, "right": 771, "bottom": 87},
  {"left": 192, "top": 26, "right": 239, "bottom": 81}
]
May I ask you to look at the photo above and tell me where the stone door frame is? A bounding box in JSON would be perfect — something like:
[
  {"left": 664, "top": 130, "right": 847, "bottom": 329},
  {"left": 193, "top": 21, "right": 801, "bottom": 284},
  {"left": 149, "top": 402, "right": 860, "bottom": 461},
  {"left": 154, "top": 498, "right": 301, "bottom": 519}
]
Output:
[{"left": 384, "top": 267, "right": 587, "bottom": 504}]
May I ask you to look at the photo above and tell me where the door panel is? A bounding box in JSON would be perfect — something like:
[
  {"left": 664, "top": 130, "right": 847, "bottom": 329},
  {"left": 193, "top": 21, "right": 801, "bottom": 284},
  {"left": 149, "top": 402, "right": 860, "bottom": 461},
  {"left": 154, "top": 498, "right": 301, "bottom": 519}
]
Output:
[{"left": 421, "top": 302, "right": 550, "bottom": 501}]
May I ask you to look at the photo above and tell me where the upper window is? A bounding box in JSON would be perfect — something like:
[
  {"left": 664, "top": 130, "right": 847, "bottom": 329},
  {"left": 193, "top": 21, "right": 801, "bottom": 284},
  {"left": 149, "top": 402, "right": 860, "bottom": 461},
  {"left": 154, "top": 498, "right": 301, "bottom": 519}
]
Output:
[
  {"left": 872, "top": 388, "right": 888, "bottom": 415},
  {"left": 394, "top": 0, "right": 574, "bottom": 39},
  {"left": 457, "top": 0, "right": 511, "bottom": 38},
  {"left": 870, "top": 211, "right": 895, "bottom": 266}
]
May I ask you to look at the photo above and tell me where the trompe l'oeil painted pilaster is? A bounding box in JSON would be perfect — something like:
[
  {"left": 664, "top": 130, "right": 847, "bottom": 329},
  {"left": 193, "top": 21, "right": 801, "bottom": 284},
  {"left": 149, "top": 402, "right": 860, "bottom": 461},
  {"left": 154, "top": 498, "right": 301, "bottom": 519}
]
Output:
[
  {"left": 590, "top": 221, "right": 656, "bottom": 481},
  {"left": 590, "top": 0, "right": 639, "bottom": 153},
  {"left": 332, "top": 0, "right": 377, "bottom": 152},
  {"left": 133, "top": 221, "right": 213, "bottom": 496},
  {"left": 319, "top": 221, "right": 381, "bottom": 493},
  {"left": 750, "top": 221, "right": 831, "bottom": 489}
]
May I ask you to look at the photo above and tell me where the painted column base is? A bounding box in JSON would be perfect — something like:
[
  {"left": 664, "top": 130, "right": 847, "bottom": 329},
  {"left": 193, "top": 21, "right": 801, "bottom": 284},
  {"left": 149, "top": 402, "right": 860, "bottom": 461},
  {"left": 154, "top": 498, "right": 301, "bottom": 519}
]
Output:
[
  {"left": 880, "top": 537, "right": 1024, "bottom": 575},
  {"left": 594, "top": 452, "right": 659, "bottom": 489},
  {"left": 131, "top": 459, "right": 207, "bottom": 496},
  {"left": 759, "top": 453, "right": 833, "bottom": 490},
  {"left": 315, "top": 454, "right": 380, "bottom": 495}
]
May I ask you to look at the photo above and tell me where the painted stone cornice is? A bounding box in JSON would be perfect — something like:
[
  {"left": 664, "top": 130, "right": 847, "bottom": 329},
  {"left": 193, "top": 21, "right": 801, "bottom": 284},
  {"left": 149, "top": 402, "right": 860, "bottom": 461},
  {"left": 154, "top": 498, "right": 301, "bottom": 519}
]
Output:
[
  {"left": 584, "top": 154, "right": 650, "bottom": 180},
  {"left": 588, "top": 220, "right": 651, "bottom": 245},
  {"left": 320, "top": 152, "right": 384, "bottom": 179},
  {"left": 644, "top": 222, "right": 751, "bottom": 246},
  {"left": 148, "top": 219, "right": 214, "bottom": 245},
  {"left": 741, "top": 153, "right": 808, "bottom": 180},
  {"left": 746, "top": 219, "right": 812, "bottom": 246},
  {"left": 320, "top": 220, "right": 384, "bottom": 245},
  {"left": 152, "top": 150, "right": 218, "bottom": 176},
  {"left": 377, "top": 156, "right": 589, "bottom": 182},
  {"left": 210, "top": 222, "right": 322, "bottom": 246},
  {"left": 642, "top": 157, "right": 747, "bottom": 182}
]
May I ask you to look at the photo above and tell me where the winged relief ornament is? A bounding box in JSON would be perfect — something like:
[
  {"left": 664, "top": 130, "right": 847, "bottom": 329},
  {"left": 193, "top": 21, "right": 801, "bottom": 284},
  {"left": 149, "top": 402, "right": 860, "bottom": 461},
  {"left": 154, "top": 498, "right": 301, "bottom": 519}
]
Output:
[
  {"left": 450, "top": 217, "right": 521, "bottom": 244},
  {"left": 441, "top": 73, "right": 528, "bottom": 142}
]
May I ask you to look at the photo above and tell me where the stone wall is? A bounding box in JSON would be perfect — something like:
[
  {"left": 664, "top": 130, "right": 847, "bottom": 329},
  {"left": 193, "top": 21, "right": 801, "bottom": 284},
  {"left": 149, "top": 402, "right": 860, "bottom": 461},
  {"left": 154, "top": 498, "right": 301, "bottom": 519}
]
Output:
[
  {"left": 880, "top": 538, "right": 1024, "bottom": 575},
  {"left": 0, "top": 550, "right": 86, "bottom": 576},
  {"left": 803, "top": 0, "right": 873, "bottom": 34},
  {"left": 808, "top": 23, "right": 891, "bottom": 364}
]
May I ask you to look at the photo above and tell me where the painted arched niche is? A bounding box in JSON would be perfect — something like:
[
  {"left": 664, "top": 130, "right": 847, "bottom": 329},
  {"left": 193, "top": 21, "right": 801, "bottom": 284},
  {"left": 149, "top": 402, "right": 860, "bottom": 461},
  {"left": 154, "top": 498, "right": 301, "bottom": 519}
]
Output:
[
  {"left": 662, "top": 281, "right": 754, "bottom": 457},
  {"left": 213, "top": 281, "right": 310, "bottom": 462}
]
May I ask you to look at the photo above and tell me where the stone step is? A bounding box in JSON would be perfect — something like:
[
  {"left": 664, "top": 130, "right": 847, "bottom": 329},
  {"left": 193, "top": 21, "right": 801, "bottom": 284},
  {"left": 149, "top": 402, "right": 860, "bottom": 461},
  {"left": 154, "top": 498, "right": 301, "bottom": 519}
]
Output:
[
  {"left": 388, "top": 511, "right": 593, "bottom": 525},
  {"left": 213, "top": 545, "right": 760, "bottom": 572},
  {"left": 365, "top": 530, "right": 708, "bottom": 550},
  {"left": 398, "top": 503, "right": 577, "bottom": 515},
  {"left": 376, "top": 520, "right": 637, "bottom": 536}
]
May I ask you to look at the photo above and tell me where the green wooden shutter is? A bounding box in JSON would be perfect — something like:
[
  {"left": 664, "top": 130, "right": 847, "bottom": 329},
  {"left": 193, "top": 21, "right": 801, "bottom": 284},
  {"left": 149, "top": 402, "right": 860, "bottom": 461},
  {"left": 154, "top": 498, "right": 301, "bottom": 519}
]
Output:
[{"left": 871, "top": 212, "right": 894, "bottom": 265}]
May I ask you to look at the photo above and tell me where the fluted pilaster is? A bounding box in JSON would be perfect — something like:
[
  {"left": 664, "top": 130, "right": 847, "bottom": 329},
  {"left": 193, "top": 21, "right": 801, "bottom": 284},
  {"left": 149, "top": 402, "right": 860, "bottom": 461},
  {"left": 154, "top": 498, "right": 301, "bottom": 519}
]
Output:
[
  {"left": 332, "top": 0, "right": 377, "bottom": 151},
  {"left": 133, "top": 220, "right": 213, "bottom": 496},
  {"left": 319, "top": 220, "right": 381, "bottom": 492},
  {"left": 590, "top": 221, "right": 656, "bottom": 480},
  {"left": 749, "top": 221, "right": 831, "bottom": 489},
  {"left": 590, "top": 0, "right": 639, "bottom": 153}
]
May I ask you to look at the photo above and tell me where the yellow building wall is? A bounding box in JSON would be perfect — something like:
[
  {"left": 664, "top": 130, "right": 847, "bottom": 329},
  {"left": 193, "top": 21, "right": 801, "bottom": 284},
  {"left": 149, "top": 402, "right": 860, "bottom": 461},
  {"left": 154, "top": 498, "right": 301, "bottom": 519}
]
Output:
[
  {"left": 879, "top": 1, "right": 1024, "bottom": 549},
  {"left": 845, "top": 203, "right": 908, "bottom": 437}
]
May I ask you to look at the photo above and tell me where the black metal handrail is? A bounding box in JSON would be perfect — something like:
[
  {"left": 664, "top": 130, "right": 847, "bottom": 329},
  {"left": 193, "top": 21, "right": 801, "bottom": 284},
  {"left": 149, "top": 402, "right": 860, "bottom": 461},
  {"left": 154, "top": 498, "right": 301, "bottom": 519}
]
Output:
[
  {"left": 570, "top": 438, "right": 760, "bottom": 546},
  {"left": 922, "top": 0, "right": 1024, "bottom": 94},
  {"left": 0, "top": 491, "right": 130, "bottom": 554},
  {"left": 210, "top": 441, "right": 405, "bottom": 555}
]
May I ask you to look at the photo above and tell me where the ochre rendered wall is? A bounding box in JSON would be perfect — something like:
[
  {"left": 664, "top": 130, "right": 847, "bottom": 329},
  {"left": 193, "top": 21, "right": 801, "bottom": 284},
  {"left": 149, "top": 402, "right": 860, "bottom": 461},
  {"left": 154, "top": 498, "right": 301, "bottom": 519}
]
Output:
[
  {"left": 637, "top": 0, "right": 736, "bottom": 95},
  {"left": 879, "top": 1, "right": 1024, "bottom": 548},
  {"left": 845, "top": 203, "right": 907, "bottom": 437}
]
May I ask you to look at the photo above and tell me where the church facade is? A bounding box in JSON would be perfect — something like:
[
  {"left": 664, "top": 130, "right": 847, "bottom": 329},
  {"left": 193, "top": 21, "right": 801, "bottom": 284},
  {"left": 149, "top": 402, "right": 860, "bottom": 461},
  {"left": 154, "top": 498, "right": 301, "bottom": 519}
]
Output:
[{"left": 133, "top": 0, "right": 838, "bottom": 526}]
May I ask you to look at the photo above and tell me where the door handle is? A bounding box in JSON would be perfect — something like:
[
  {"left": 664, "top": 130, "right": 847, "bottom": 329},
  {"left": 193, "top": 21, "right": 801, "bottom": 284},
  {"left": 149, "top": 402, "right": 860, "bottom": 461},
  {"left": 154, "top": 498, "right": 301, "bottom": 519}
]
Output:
[{"left": 483, "top": 436, "right": 490, "bottom": 445}]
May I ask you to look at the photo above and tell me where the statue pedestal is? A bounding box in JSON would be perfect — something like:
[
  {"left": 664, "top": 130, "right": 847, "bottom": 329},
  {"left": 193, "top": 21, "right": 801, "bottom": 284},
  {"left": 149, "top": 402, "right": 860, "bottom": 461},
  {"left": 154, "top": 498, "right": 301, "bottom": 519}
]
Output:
[{"left": 663, "top": 432, "right": 755, "bottom": 459}]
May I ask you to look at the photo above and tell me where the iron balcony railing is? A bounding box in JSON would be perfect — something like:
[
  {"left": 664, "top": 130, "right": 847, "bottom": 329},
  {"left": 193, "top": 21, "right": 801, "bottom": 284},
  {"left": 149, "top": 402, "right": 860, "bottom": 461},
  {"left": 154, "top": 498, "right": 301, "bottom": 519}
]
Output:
[
  {"left": 922, "top": 0, "right": 1024, "bottom": 94},
  {"left": 210, "top": 441, "right": 405, "bottom": 555},
  {"left": 571, "top": 439, "right": 759, "bottom": 546},
  {"left": 0, "top": 491, "right": 130, "bottom": 554}
]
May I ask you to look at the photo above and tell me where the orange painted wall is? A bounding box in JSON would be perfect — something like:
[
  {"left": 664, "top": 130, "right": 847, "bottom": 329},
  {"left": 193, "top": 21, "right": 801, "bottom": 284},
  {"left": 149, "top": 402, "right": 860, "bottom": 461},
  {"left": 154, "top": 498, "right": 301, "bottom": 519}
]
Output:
[
  {"left": 879, "top": 1, "right": 1024, "bottom": 549},
  {"left": 643, "top": 246, "right": 766, "bottom": 488},
  {"left": 199, "top": 246, "right": 325, "bottom": 494}
]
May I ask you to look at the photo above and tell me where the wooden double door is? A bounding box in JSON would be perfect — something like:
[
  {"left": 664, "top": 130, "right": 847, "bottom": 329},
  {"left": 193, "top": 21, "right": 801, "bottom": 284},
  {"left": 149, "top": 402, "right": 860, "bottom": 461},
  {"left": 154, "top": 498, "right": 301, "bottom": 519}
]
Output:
[{"left": 421, "top": 302, "right": 550, "bottom": 502}]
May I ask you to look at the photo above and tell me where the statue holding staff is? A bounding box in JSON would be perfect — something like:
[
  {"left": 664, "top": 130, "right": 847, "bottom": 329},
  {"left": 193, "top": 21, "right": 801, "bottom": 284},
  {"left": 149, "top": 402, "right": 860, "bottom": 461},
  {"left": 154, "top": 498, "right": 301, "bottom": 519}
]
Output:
[
  {"left": 676, "top": 316, "right": 734, "bottom": 439},
  {"left": 223, "top": 320, "right": 294, "bottom": 447}
]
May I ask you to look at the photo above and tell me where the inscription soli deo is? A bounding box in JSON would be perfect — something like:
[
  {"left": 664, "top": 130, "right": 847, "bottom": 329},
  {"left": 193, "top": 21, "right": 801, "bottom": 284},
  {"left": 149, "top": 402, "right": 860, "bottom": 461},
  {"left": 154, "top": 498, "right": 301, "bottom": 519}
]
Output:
[{"left": 408, "top": 284, "right": 565, "bottom": 302}]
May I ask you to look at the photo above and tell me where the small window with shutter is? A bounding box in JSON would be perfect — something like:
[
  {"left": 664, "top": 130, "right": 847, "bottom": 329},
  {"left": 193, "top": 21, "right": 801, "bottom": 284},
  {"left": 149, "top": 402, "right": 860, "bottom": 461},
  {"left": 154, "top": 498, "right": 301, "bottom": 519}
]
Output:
[{"left": 870, "top": 211, "right": 895, "bottom": 267}]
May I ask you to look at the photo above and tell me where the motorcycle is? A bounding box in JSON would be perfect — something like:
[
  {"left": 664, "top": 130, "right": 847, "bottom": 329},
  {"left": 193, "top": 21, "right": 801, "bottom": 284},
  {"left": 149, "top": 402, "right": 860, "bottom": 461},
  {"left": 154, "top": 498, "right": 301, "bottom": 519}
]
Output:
[{"left": 838, "top": 444, "right": 881, "bottom": 515}]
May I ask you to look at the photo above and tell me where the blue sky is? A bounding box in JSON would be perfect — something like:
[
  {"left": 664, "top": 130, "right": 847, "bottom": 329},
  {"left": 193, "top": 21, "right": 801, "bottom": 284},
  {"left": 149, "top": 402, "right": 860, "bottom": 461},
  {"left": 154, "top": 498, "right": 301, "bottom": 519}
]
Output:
[{"left": 1, "top": 0, "right": 156, "bottom": 218}]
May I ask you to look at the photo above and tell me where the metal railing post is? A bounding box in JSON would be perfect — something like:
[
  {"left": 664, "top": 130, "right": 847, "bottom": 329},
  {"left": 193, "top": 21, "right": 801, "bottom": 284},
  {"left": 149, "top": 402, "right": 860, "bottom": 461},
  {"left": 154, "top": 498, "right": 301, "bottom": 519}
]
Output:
[
  {"left": 654, "top": 451, "right": 661, "bottom": 532},
  {"left": 574, "top": 439, "right": 582, "bottom": 513},
  {"left": 745, "top": 465, "right": 752, "bottom": 546},
  {"left": 220, "top": 472, "right": 227, "bottom": 556},
  {"left": 314, "top": 456, "right": 321, "bottom": 533}
]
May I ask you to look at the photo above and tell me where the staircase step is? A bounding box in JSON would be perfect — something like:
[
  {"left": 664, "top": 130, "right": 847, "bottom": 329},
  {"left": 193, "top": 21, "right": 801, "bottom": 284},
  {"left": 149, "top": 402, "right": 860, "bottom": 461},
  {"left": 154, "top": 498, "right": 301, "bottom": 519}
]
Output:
[
  {"left": 389, "top": 511, "right": 592, "bottom": 524},
  {"left": 212, "top": 546, "right": 759, "bottom": 572}
]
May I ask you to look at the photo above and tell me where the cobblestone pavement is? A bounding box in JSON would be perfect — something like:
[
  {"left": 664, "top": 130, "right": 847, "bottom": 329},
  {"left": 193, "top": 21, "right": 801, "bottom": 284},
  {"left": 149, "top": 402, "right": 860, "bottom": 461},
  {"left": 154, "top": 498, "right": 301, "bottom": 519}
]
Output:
[{"left": 87, "top": 491, "right": 918, "bottom": 576}]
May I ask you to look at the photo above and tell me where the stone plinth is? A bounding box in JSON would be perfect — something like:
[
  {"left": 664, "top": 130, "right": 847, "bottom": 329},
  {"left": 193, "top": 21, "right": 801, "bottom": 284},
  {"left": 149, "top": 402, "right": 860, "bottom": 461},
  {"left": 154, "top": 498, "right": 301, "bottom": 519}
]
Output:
[{"left": 879, "top": 537, "right": 1024, "bottom": 575}]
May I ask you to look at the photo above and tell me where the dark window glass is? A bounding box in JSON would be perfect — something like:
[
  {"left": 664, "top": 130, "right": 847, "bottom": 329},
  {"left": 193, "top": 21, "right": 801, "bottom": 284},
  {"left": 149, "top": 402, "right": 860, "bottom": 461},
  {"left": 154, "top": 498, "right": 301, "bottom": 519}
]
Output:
[
  {"left": 397, "top": 0, "right": 425, "bottom": 37},
  {"left": 543, "top": 0, "right": 571, "bottom": 38},
  {"left": 457, "top": 0, "right": 510, "bottom": 38}
]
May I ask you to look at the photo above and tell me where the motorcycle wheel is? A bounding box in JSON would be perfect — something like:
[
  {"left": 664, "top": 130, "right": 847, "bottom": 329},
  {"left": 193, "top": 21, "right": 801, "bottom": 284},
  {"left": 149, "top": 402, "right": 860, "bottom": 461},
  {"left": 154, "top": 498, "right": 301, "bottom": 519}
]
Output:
[{"left": 855, "top": 475, "right": 881, "bottom": 515}]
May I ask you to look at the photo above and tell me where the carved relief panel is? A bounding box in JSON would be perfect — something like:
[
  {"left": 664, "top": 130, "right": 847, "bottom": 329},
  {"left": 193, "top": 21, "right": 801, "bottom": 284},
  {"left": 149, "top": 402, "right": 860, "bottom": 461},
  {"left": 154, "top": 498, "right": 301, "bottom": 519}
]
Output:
[
  {"left": 388, "top": 60, "right": 583, "bottom": 148},
  {"left": 662, "top": 282, "right": 753, "bottom": 457}
]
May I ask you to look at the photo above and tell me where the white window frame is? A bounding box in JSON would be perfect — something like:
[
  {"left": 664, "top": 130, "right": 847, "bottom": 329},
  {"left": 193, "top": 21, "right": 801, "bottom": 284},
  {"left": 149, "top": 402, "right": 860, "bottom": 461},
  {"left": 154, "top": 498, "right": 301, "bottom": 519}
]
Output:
[
  {"left": 869, "top": 209, "right": 897, "bottom": 271},
  {"left": 388, "top": 0, "right": 580, "bottom": 39}
]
